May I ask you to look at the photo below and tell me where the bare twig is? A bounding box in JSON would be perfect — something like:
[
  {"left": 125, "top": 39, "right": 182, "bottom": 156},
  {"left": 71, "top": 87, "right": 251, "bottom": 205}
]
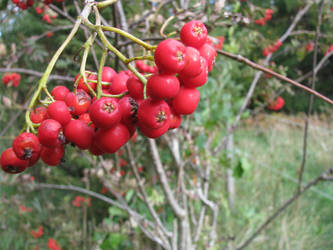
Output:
[
  {"left": 126, "top": 144, "right": 172, "bottom": 241},
  {"left": 102, "top": 179, "right": 168, "bottom": 248},
  {"left": 74, "top": 0, "right": 99, "bottom": 69},
  {"left": 297, "top": 0, "right": 325, "bottom": 193},
  {"left": 148, "top": 139, "right": 186, "bottom": 219},
  {"left": 235, "top": 168, "right": 333, "bottom": 250},
  {"left": 0, "top": 68, "right": 74, "bottom": 81},
  {"left": 217, "top": 49, "right": 333, "bottom": 106}
]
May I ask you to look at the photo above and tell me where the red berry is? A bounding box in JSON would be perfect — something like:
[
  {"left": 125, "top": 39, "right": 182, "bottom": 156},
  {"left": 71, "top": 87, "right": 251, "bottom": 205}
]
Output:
[
  {"left": 11, "top": 73, "right": 20, "bottom": 87},
  {"left": 51, "top": 86, "right": 70, "bottom": 101},
  {"left": 147, "top": 74, "right": 180, "bottom": 99},
  {"left": 172, "top": 87, "right": 200, "bottom": 115},
  {"left": 38, "top": 119, "right": 65, "bottom": 147},
  {"left": 255, "top": 18, "right": 266, "bottom": 26},
  {"left": 78, "top": 113, "right": 94, "bottom": 128},
  {"left": 40, "top": 145, "right": 64, "bottom": 166},
  {"left": 305, "top": 42, "right": 314, "bottom": 52},
  {"left": 35, "top": 7, "right": 43, "bottom": 14},
  {"left": 65, "top": 90, "right": 91, "bottom": 116},
  {"left": 2, "top": 73, "right": 12, "bottom": 85},
  {"left": 180, "top": 20, "right": 208, "bottom": 49},
  {"left": 89, "top": 97, "right": 122, "bottom": 128},
  {"left": 126, "top": 76, "right": 144, "bottom": 100},
  {"left": 75, "top": 72, "right": 97, "bottom": 93},
  {"left": 102, "top": 66, "right": 117, "bottom": 88},
  {"left": 199, "top": 43, "right": 217, "bottom": 72},
  {"left": 89, "top": 139, "right": 105, "bottom": 156},
  {"left": 47, "top": 101, "right": 72, "bottom": 126},
  {"left": 30, "top": 106, "right": 48, "bottom": 124},
  {"left": 136, "top": 60, "right": 158, "bottom": 74},
  {"left": 169, "top": 107, "right": 182, "bottom": 130},
  {"left": 95, "top": 124, "right": 130, "bottom": 153},
  {"left": 109, "top": 71, "right": 129, "bottom": 95},
  {"left": 64, "top": 120, "right": 94, "bottom": 150},
  {"left": 138, "top": 120, "right": 169, "bottom": 138},
  {"left": 179, "top": 57, "right": 208, "bottom": 88},
  {"left": 268, "top": 96, "right": 285, "bottom": 111},
  {"left": 42, "top": 14, "right": 51, "bottom": 24},
  {"left": 27, "top": 0, "right": 34, "bottom": 7},
  {"left": 180, "top": 46, "right": 202, "bottom": 77},
  {"left": 137, "top": 98, "right": 171, "bottom": 129},
  {"left": 119, "top": 95, "right": 138, "bottom": 127},
  {"left": 154, "top": 39, "right": 186, "bottom": 74},
  {"left": 1, "top": 148, "right": 28, "bottom": 174},
  {"left": 12, "top": 132, "right": 41, "bottom": 166}
]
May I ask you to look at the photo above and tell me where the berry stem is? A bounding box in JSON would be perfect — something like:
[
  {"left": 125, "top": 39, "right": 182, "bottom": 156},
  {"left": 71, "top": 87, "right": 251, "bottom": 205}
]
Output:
[
  {"left": 96, "top": 0, "right": 118, "bottom": 9},
  {"left": 98, "top": 25, "right": 156, "bottom": 50},
  {"left": 125, "top": 55, "right": 154, "bottom": 64},
  {"left": 24, "top": 15, "right": 84, "bottom": 133},
  {"left": 160, "top": 16, "right": 175, "bottom": 38},
  {"left": 101, "top": 92, "right": 128, "bottom": 98},
  {"left": 97, "top": 48, "right": 108, "bottom": 99},
  {"left": 80, "top": 35, "right": 97, "bottom": 97}
]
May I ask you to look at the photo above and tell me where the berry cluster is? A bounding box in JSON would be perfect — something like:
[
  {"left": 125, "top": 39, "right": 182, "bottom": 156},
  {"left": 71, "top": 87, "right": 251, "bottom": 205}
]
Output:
[
  {"left": 268, "top": 96, "right": 285, "bottom": 111},
  {"left": 1, "top": 20, "right": 217, "bottom": 174},
  {"left": 35, "top": 3, "right": 59, "bottom": 24},
  {"left": 262, "top": 39, "right": 282, "bottom": 57},
  {"left": 11, "top": 0, "right": 64, "bottom": 11},
  {"left": 2, "top": 73, "right": 21, "bottom": 87},
  {"left": 255, "top": 9, "right": 274, "bottom": 26},
  {"left": 305, "top": 42, "right": 314, "bottom": 52},
  {"left": 12, "top": 0, "right": 34, "bottom": 10}
]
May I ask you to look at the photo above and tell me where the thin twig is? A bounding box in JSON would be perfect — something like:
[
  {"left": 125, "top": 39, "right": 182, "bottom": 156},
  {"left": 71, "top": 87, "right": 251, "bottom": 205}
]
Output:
[
  {"left": 0, "top": 68, "right": 74, "bottom": 81},
  {"left": 126, "top": 144, "right": 172, "bottom": 241},
  {"left": 297, "top": 0, "right": 325, "bottom": 193},
  {"left": 217, "top": 49, "right": 333, "bottom": 106},
  {"left": 148, "top": 139, "right": 186, "bottom": 219}
]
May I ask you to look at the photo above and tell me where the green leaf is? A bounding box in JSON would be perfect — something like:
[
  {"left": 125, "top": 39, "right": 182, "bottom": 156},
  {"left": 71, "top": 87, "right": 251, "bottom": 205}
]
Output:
[
  {"left": 125, "top": 189, "right": 134, "bottom": 202},
  {"left": 195, "top": 134, "right": 207, "bottom": 150},
  {"left": 101, "top": 233, "right": 126, "bottom": 250},
  {"left": 233, "top": 160, "right": 244, "bottom": 178},
  {"left": 0, "top": 0, "right": 8, "bottom": 10},
  {"left": 108, "top": 206, "right": 128, "bottom": 218}
]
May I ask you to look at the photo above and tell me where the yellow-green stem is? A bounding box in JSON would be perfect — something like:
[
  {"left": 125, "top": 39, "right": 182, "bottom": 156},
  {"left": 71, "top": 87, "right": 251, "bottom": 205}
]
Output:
[
  {"left": 97, "top": 48, "right": 108, "bottom": 99},
  {"left": 101, "top": 92, "right": 128, "bottom": 98},
  {"left": 80, "top": 35, "right": 97, "bottom": 97},
  {"left": 24, "top": 16, "right": 83, "bottom": 132},
  {"left": 125, "top": 55, "right": 154, "bottom": 64},
  {"left": 96, "top": 0, "right": 118, "bottom": 9},
  {"left": 99, "top": 25, "right": 156, "bottom": 50},
  {"left": 97, "top": 29, "right": 147, "bottom": 88}
]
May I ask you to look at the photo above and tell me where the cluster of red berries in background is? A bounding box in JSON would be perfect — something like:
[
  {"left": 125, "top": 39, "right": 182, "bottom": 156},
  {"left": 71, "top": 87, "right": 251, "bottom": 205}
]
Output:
[
  {"left": 12, "top": 0, "right": 34, "bottom": 10},
  {"left": 2, "top": 73, "right": 21, "bottom": 87},
  {"left": 262, "top": 39, "right": 283, "bottom": 57},
  {"left": 268, "top": 96, "right": 285, "bottom": 111},
  {"left": 305, "top": 42, "right": 314, "bottom": 52},
  {"left": 12, "top": 0, "right": 64, "bottom": 10},
  {"left": 255, "top": 9, "right": 273, "bottom": 26},
  {"left": 0, "top": 20, "right": 217, "bottom": 174}
]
